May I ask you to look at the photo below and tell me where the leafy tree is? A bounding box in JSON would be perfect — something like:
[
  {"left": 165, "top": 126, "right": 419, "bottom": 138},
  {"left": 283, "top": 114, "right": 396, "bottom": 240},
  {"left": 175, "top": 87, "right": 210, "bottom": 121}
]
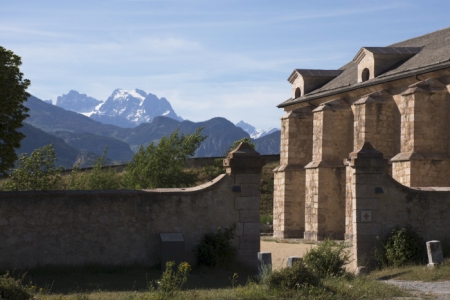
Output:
[
  {"left": 2, "top": 144, "right": 62, "bottom": 191},
  {"left": 230, "top": 137, "right": 255, "bottom": 152},
  {"left": 67, "top": 148, "right": 121, "bottom": 190},
  {"left": 121, "top": 128, "right": 206, "bottom": 189},
  {"left": 0, "top": 47, "right": 30, "bottom": 176}
]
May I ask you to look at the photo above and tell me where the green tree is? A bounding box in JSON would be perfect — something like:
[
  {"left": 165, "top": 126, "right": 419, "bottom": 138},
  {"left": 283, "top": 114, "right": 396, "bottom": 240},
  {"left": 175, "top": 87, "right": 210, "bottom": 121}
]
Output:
[
  {"left": 121, "top": 128, "right": 206, "bottom": 189},
  {"left": 67, "top": 148, "right": 120, "bottom": 190},
  {"left": 2, "top": 144, "right": 62, "bottom": 191},
  {"left": 0, "top": 47, "right": 30, "bottom": 176}
]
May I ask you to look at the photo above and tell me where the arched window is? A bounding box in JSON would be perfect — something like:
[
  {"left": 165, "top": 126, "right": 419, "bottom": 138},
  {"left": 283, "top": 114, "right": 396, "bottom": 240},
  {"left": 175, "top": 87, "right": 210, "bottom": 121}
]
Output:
[
  {"left": 361, "top": 68, "right": 370, "bottom": 82},
  {"left": 295, "top": 87, "right": 301, "bottom": 98}
]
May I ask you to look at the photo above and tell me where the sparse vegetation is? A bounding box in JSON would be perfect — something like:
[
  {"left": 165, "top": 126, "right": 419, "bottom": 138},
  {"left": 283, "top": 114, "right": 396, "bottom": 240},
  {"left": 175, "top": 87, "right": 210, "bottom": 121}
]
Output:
[
  {"left": 156, "top": 261, "right": 191, "bottom": 298},
  {"left": 374, "top": 225, "right": 426, "bottom": 268},
  {"left": 303, "top": 239, "right": 352, "bottom": 278},
  {"left": 0, "top": 272, "right": 34, "bottom": 300},
  {"left": 66, "top": 148, "right": 121, "bottom": 190},
  {"left": 195, "top": 224, "right": 237, "bottom": 268},
  {"left": 265, "top": 259, "right": 320, "bottom": 290},
  {"left": 6, "top": 246, "right": 411, "bottom": 300},
  {"left": 198, "top": 158, "right": 224, "bottom": 182}
]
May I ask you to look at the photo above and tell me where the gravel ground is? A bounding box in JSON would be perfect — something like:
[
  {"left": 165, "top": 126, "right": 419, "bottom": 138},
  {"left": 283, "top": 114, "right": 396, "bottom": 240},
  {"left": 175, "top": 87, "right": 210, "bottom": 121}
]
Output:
[{"left": 383, "top": 280, "right": 450, "bottom": 299}]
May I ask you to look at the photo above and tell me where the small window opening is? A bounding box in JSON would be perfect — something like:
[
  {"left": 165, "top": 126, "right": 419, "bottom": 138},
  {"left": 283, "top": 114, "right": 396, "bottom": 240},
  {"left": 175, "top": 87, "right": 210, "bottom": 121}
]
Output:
[
  {"left": 295, "top": 87, "right": 301, "bottom": 98},
  {"left": 362, "top": 68, "right": 370, "bottom": 82}
]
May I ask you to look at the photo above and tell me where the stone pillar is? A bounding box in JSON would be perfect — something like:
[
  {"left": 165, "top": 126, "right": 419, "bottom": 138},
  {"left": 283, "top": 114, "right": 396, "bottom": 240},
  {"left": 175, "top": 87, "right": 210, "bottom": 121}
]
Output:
[
  {"left": 345, "top": 142, "right": 388, "bottom": 269},
  {"left": 352, "top": 90, "right": 399, "bottom": 160},
  {"left": 304, "top": 99, "right": 353, "bottom": 241},
  {"left": 224, "top": 142, "right": 264, "bottom": 267},
  {"left": 391, "top": 78, "right": 450, "bottom": 186},
  {"left": 273, "top": 107, "right": 313, "bottom": 238}
]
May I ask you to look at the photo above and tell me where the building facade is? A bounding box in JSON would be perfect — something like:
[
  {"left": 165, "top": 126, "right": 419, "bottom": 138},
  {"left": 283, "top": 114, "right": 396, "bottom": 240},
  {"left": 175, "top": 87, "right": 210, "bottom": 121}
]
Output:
[{"left": 273, "top": 27, "right": 450, "bottom": 250}]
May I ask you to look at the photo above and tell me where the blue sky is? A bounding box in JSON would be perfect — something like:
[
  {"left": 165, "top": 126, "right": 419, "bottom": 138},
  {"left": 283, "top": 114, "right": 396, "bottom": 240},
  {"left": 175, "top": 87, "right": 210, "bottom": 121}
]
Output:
[{"left": 1, "top": 1, "right": 449, "bottom": 129}]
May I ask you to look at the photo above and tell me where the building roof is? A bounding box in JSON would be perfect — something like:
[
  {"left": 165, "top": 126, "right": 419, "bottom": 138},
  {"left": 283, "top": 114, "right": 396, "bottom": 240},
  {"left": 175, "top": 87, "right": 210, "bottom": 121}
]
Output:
[{"left": 279, "top": 27, "right": 450, "bottom": 108}]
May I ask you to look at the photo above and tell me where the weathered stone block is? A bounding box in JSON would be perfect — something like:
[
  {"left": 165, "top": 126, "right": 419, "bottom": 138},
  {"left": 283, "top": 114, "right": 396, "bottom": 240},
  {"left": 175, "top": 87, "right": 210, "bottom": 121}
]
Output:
[
  {"left": 244, "top": 223, "right": 260, "bottom": 236},
  {"left": 235, "top": 197, "right": 260, "bottom": 210},
  {"left": 239, "top": 209, "right": 259, "bottom": 223}
]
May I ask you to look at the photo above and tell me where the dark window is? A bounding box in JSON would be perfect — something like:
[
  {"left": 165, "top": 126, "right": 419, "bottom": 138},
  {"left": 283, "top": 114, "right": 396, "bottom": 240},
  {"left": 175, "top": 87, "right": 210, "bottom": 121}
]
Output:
[
  {"left": 295, "top": 87, "right": 301, "bottom": 98},
  {"left": 362, "top": 68, "right": 370, "bottom": 82}
]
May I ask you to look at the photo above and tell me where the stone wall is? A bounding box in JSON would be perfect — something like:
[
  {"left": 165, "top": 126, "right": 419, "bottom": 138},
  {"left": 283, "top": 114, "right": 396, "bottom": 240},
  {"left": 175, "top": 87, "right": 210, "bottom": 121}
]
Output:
[
  {"left": 0, "top": 143, "right": 263, "bottom": 270},
  {"left": 346, "top": 143, "right": 450, "bottom": 269}
]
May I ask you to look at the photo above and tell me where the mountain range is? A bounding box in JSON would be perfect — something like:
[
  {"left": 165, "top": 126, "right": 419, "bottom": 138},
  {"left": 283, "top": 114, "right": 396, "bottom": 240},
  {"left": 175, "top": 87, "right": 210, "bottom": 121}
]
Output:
[
  {"left": 17, "top": 91, "right": 280, "bottom": 168},
  {"left": 235, "top": 120, "right": 279, "bottom": 139},
  {"left": 56, "top": 89, "right": 182, "bottom": 128}
]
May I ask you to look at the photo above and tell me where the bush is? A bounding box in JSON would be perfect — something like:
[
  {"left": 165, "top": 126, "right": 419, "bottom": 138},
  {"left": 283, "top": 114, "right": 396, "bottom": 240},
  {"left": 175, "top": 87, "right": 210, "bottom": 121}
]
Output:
[
  {"left": 303, "top": 239, "right": 351, "bottom": 278},
  {"left": 0, "top": 272, "right": 33, "bottom": 300},
  {"left": 157, "top": 261, "right": 191, "bottom": 297},
  {"left": 195, "top": 224, "right": 237, "bottom": 268},
  {"left": 375, "top": 226, "right": 425, "bottom": 268},
  {"left": 266, "top": 259, "right": 320, "bottom": 290},
  {"left": 200, "top": 158, "right": 225, "bottom": 181}
]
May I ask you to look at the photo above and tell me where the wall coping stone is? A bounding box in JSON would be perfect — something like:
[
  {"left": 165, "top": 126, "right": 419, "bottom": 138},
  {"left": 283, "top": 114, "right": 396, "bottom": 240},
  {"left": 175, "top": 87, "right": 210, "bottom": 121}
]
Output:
[{"left": 224, "top": 143, "right": 264, "bottom": 174}]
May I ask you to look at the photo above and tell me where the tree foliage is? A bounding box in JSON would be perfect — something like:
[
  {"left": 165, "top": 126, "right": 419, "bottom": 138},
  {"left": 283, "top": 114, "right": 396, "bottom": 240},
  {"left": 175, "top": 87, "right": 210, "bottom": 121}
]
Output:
[
  {"left": 2, "top": 144, "right": 62, "bottom": 191},
  {"left": 121, "top": 128, "right": 206, "bottom": 189},
  {"left": 67, "top": 148, "right": 121, "bottom": 190},
  {"left": 0, "top": 47, "right": 30, "bottom": 176}
]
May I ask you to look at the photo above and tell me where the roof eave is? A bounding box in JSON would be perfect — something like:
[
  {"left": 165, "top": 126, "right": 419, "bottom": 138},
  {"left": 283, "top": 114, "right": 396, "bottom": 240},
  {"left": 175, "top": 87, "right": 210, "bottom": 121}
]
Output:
[{"left": 277, "top": 61, "right": 450, "bottom": 108}]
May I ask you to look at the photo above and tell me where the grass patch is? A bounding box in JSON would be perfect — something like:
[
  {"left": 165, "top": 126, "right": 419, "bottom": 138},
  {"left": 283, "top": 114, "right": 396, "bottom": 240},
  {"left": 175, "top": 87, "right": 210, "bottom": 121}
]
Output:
[
  {"left": 369, "top": 258, "right": 450, "bottom": 281},
  {"left": 3, "top": 262, "right": 411, "bottom": 300},
  {"left": 31, "top": 277, "right": 410, "bottom": 300}
]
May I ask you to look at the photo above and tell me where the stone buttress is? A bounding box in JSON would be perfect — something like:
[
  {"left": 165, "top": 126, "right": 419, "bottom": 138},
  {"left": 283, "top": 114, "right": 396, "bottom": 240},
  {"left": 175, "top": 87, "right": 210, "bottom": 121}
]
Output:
[
  {"left": 273, "top": 107, "right": 313, "bottom": 238},
  {"left": 391, "top": 78, "right": 450, "bottom": 187},
  {"left": 304, "top": 99, "right": 353, "bottom": 241}
]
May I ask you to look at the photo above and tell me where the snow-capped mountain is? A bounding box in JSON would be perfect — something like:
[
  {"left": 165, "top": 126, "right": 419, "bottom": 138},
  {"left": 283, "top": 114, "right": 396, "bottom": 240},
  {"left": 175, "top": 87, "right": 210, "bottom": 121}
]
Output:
[
  {"left": 55, "top": 89, "right": 182, "bottom": 128},
  {"left": 235, "top": 120, "right": 279, "bottom": 139},
  {"left": 56, "top": 90, "right": 102, "bottom": 113}
]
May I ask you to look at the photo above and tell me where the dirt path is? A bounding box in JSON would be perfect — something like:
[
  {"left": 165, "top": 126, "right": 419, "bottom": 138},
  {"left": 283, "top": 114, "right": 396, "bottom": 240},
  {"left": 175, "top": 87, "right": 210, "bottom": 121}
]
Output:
[{"left": 260, "top": 239, "right": 315, "bottom": 270}]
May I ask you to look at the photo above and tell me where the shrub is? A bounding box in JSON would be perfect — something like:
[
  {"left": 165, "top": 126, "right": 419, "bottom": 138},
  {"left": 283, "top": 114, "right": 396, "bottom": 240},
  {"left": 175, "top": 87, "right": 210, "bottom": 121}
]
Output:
[
  {"left": 200, "top": 158, "right": 225, "bottom": 181},
  {"left": 303, "top": 239, "right": 351, "bottom": 278},
  {"left": 0, "top": 272, "right": 33, "bottom": 300},
  {"left": 375, "top": 226, "right": 425, "bottom": 268},
  {"left": 265, "top": 259, "right": 320, "bottom": 290},
  {"left": 195, "top": 224, "right": 237, "bottom": 268},
  {"left": 157, "top": 261, "right": 191, "bottom": 297}
]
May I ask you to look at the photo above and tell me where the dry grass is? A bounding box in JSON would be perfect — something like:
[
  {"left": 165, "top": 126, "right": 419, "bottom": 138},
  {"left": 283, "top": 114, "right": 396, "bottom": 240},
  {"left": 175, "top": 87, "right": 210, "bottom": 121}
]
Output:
[
  {"left": 369, "top": 258, "right": 450, "bottom": 282},
  {"left": 3, "top": 263, "right": 412, "bottom": 300}
]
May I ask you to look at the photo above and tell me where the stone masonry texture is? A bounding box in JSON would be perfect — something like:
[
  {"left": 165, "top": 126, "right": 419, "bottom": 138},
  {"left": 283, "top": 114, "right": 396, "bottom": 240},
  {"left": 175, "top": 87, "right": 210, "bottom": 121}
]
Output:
[
  {"left": 276, "top": 28, "right": 450, "bottom": 268},
  {"left": 0, "top": 143, "right": 263, "bottom": 270}
]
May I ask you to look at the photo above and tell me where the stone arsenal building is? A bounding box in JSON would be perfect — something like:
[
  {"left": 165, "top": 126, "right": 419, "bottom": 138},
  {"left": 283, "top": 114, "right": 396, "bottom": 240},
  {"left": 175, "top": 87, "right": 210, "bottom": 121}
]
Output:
[{"left": 274, "top": 27, "right": 450, "bottom": 266}]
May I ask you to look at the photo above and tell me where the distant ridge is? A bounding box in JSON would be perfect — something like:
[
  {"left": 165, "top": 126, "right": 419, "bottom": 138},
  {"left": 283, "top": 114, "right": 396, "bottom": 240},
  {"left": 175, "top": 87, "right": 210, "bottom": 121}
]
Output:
[{"left": 22, "top": 95, "right": 280, "bottom": 167}]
